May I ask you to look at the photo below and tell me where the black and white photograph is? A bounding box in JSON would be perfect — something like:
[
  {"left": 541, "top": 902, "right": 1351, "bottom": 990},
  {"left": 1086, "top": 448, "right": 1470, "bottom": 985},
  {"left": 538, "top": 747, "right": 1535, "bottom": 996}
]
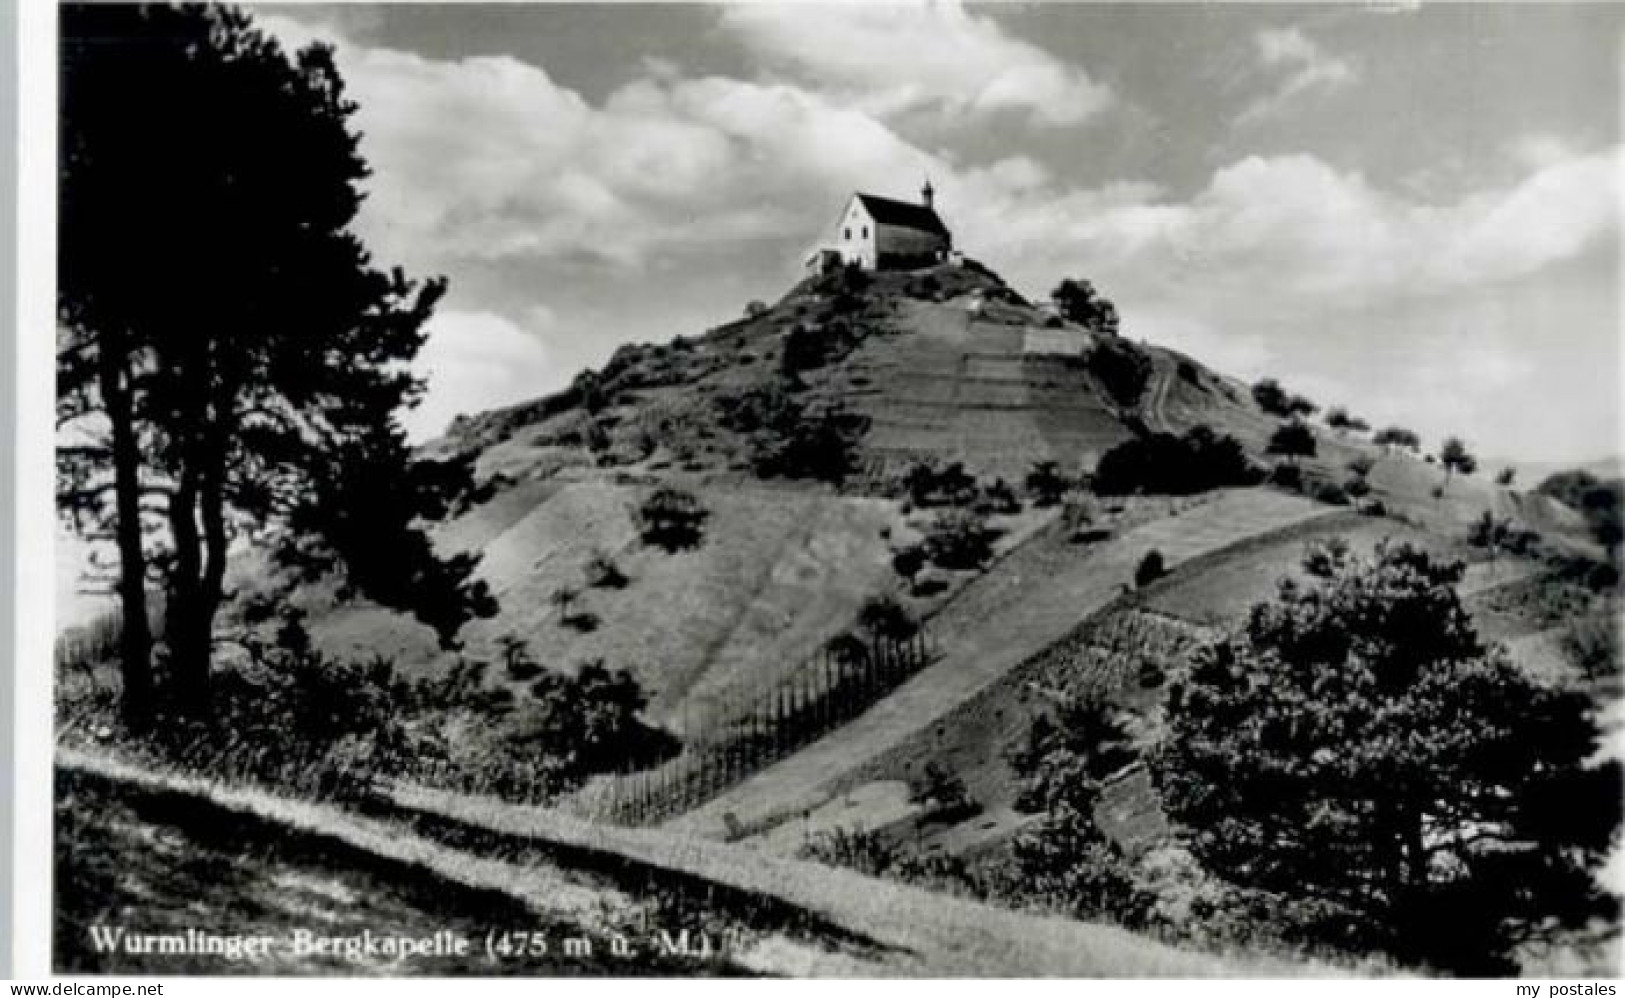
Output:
[{"left": 21, "top": 0, "right": 1625, "bottom": 981}]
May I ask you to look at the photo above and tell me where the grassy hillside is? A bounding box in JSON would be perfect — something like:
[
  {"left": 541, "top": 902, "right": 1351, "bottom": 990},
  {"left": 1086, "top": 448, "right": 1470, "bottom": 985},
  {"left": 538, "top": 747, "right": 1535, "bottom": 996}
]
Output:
[
  {"left": 670, "top": 489, "right": 1335, "bottom": 839},
  {"left": 261, "top": 256, "right": 1602, "bottom": 734},
  {"left": 168, "top": 257, "right": 1618, "bottom": 977},
  {"left": 58, "top": 748, "right": 1330, "bottom": 978}
]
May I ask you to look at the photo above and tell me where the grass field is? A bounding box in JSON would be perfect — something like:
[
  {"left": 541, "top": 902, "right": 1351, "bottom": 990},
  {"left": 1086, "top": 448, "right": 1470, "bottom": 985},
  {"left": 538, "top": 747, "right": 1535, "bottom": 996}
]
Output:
[
  {"left": 56, "top": 748, "right": 1331, "bottom": 977},
  {"left": 55, "top": 764, "right": 739, "bottom": 975},
  {"left": 306, "top": 481, "right": 905, "bottom": 728},
  {"left": 670, "top": 488, "right": 1333, "bottom": 839},
  {"left": 385, "top": 774, "right": 1332, "bottom": 977}
]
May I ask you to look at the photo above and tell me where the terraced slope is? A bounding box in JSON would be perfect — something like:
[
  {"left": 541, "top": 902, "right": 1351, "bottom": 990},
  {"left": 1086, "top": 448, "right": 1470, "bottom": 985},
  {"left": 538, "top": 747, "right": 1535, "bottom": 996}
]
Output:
[
  {"left": 670, "top": 488, "right": 1334, "bottom": 838},
  {"left": 846, "top": 299, "right": 1133, "bottom": 482}
]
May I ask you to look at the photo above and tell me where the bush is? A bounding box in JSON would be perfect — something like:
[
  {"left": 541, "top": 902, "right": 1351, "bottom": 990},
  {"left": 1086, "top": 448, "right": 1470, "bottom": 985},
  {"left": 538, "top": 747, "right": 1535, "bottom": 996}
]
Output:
[
  {"left": 1050, "top": 278, "right": 1120, "bottom": 335},
  {"left": 1253, "top": 378, "right": 1317, "bottom": 419},
  {"left": 549, "top": 586, "right": 579, "bottom": 617},
  {"left": 891, "top": 544, "right": 927, "bottom": 587},
  {"left": 1025, "top": 460, "right": 1071, "bottom": 507},
  {"left": 1062, "top": 496, "right": 1107, "bottom": 542},
  {"left": 1085, "top": 339, "right": 1151, "bottom": 407},
  {"left": 781, "top": 319, "right": 858, "bottom": 375},
  {"left": 1560, "top": 615, "right": 1622, "bottom": 680},
  {"left": 1002, "top": 698, "right": 1145, "bottom": 922},
  {"left": 757, "top": 403, "right": 868, "bottom": 484},
  {"left": 1092, "top": 425, "right": 1261, "bottom": 496},
  {"left": 1268, "top": 463, "right": 1304, "bottom": 493},
  {"left": 84, "top": 624, "right": 678, "bottom": 807},
  {"left": 975, "top": 478, "right": 1022, "bottom": 516},
  {"left": 798, "top": 827, "right": 898, "bottom": 877},
  {"left": 1466, "top": 510, "right": 1540, "bottom": 556},
  {"left": 1252, "top": 378, "right": 1288, "bottom": 415},
  {"left": 907, "top": 273, "right": 942, "bottom": 300},
  {"left": 1135, "top": 550, "right": 1166, "bottom": 587},
  {"left": 636, "top": 487, "right": 708, "bottom": 552},
  {"left": 1538, "top": 471, "right": 1622, "bottom": 553},
  {"left": 933, "top": 462, "right": 977, "bottom": 505},
  {"left": 903, "top": 460, "right": 977, "bottom": 507},
  {"left": 1313, "top": 482, "right": 1351, "bottom": 506},
  {"left": 924, "top": 508, "right": 998, "bottom": 570},
  {"left": 497, "top": 634, "right": 544, "bottom": 682},
  {"left": 1373, "top": 426, "right": 1421, "bottom": 455},
  {"left": 514, "top": 659, "right": 678, "bottom": 778},
  {"left": 1266, "top": 420, "right": 1317, "bottom": 465},
  {"left": 584, "top": 550, "right": 628, "bottom": 589},
  {"left": 1440, "top": 436, "right": 1478, "bottom": 483},
  {"left": 1139, "top": 660, "right": 1167, "bottom": 688},
  {"left": 1008, "top": 817, "right": 1145, "bottom": 923},
  {"left": 908, "top": 761, "right": 973, "bottom": 813},
  {"left": 858, "top": 594, "right": 919, "bottom": 642},
  {"left": 1158, "top": 543, "right": 1622, "bottom": 973},
  {"left": 1325, "top": 407, "right": 1368, "bottom": 433}
]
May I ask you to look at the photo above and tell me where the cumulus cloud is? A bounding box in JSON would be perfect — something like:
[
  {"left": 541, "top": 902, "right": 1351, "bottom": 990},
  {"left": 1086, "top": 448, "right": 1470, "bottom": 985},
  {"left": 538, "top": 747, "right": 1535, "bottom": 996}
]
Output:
[
  {"left": 1506, "top": 133, "right": 1581, "bottom": 171},
  {"left": 718, "top": 1, "right": 1112, "bottom": 129},
  {"left": 962, "top": 147, "right": 1621, "bottom": 314},
  {"left": 1238, "top": 27, "right": 1357, "bottom": 124},
  {"left": 258, "top": 12, "right": 1618, "bottom": 460},
  {"left": 262, "top": 13, "right": 949, "bottom": 273},
  {"left": 955, "top": 147, "right": 1620, "bottom": 458},
  {"left": 402, "top": 310, "right": 556, "bottom": 441}
]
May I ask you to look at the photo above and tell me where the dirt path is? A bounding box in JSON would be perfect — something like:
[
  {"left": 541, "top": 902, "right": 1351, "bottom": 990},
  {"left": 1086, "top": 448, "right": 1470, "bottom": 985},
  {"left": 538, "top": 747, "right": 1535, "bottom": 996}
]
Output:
[
  {"left": 1141, "top": 354, "right": 1177, "bottom": 433},
  {"left": 56, "top": 749, "right": 879, "bottom": 976},
  {"left": 384, "top": 781, "right": 1321, "bottom": 977},
  {"left": 58, "top": 748, "right": 1326, "bottom": 977},
  {"left": 669, "top": 489, "right": 1334, "bottom": 838}
]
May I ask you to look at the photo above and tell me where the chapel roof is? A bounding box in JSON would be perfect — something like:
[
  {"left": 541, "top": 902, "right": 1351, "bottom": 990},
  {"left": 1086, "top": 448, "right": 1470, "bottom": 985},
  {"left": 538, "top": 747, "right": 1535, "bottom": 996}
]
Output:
[{"left": 853, "top": 193, "right": 950, "bottom": 237}]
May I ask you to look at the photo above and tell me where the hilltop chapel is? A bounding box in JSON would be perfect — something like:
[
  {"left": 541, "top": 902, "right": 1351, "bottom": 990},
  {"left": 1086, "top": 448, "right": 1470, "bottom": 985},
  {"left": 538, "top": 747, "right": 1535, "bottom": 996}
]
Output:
[{"left": 805, "top": 181, "right": 954, "bottom": 274}]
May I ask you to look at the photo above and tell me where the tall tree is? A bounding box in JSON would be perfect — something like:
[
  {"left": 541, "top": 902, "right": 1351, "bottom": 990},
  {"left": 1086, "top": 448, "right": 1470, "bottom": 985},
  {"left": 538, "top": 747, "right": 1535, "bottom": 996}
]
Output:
[
  {"left": 1265, "top": 419, "right": 1317, "bottom": 466},
  {"left": 1373, "top": 425, "right": 1421, "bottom": 458},
  {"left": 1439, "top": 436, "right": 1478, "bottom": 494},
  {"left": 58, "top": 4, "right": 495, "bottom": 720},
  {"left": 1050, "top": 278, "right": 1119, "bottom": 336},
  {"left": 1156, "top": 541, "right": 1619, "bottom": 973}
]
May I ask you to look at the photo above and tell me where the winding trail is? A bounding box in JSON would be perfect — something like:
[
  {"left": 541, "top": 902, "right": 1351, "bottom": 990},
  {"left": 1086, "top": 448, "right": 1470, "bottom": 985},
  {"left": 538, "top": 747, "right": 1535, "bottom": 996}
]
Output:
[{"left": 1141, "top": 354, "right": 1177, "bottom": 433}]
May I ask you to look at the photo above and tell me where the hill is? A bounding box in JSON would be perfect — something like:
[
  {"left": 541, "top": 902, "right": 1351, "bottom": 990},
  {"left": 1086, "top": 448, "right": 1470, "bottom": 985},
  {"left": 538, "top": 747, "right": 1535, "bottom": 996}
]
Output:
[
  {"left": 262, "top": 258, "right": 1600, "bottom": 717},
  {"left": 195, "top": 257, "right": 1620, "bottom": 975}
]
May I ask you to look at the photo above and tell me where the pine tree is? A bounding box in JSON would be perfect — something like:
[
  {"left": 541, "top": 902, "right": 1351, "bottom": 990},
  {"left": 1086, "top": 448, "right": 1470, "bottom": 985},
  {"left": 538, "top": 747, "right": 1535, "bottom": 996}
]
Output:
[
  {"left": 1156, "top": 540, "right": 1620, "bottom": 973},
  {"left": 59, "top": 4, "right": 495, "bottom": 721}
]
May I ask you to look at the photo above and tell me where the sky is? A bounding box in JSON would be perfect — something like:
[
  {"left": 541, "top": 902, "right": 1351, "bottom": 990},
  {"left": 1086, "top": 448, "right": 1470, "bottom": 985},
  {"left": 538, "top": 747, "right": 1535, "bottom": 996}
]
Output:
[{"left": 251, "top": 1, "right": 1623, "bottom": 465}]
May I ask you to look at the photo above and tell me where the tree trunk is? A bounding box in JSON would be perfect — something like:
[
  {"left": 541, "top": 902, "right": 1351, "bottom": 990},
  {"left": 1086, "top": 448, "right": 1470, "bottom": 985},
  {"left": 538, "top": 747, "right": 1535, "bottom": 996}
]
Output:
[
  {"left": 97, "top": 343, "right": 153, "bottom": 728},
  {"left": 162, "top": 346, "right": 234, "bottom": 717},
  {"left": 165, "top": 466, "right": 214, "bottom": 715}
]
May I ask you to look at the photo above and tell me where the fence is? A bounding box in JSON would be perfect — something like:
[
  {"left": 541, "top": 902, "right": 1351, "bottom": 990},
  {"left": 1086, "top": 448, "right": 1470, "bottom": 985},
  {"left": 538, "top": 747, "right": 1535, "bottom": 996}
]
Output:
[{"left": 567, "top": 622, "right": 938, "bottom": 826}]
